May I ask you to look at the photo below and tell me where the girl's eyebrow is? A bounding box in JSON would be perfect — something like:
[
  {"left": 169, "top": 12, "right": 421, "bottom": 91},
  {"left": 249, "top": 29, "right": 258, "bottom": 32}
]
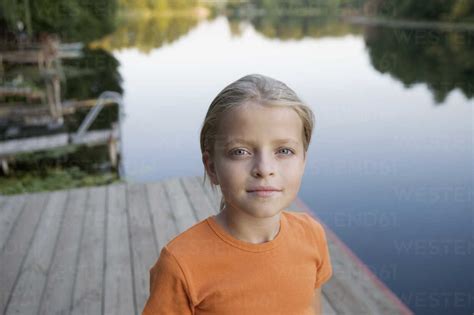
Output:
[{"left": 225, "top": 138, "right": 299, "bottom": 146}]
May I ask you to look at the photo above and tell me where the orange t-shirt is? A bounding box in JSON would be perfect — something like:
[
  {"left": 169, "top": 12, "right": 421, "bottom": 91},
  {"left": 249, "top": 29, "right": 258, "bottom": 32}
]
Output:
[{"left": 142, "top": 210, "right": 333, "bottom": 315}]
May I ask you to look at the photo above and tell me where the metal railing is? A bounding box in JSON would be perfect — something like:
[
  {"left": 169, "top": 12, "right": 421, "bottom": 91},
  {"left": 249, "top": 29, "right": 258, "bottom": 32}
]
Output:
[
  {"left": 70, "top": 91, "right": 125, "bottom": 177},
  {"left": 71, "top": 91, "right": 124, "bottom": 144}
]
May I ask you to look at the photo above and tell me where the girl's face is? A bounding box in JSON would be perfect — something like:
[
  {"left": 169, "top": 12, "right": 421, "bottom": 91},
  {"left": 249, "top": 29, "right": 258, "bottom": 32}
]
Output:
[{"left": 204, "top": 102, "right": 307, "bottom": 218}]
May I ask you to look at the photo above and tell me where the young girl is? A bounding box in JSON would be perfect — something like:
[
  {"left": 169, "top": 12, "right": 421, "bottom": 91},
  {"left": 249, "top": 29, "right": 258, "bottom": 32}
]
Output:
[{"left": 142, "top": 74, "right": 333, "bottom": 315}]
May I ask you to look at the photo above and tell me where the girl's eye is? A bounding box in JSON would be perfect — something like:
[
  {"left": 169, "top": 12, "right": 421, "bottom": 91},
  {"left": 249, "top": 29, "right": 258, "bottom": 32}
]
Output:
[
  {"left": 230, "top": 148, "right": 294, "bottom": 156},
  {"left": 279, "top": 148, "right": 294, "bottom": 155},
  {"left": 230, "top": 148, "right": 249, "bottom": 156}
]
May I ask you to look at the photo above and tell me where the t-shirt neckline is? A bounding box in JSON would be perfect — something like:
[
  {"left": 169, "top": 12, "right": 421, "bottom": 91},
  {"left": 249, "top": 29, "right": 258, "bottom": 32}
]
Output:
[{"left": 206, "top": 210, "right": 287, "bottom": 252}]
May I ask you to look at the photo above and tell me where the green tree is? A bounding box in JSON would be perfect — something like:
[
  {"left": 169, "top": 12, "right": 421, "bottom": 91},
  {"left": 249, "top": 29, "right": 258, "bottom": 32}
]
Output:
[
  {"left": 450, "top": 0, "right": 474, "bottom": 21},
  {"left": 362, "top": 0, "right": 473, "bottom": 21},
  {"left": 153, "top": 0, "right": 170, "bottom": 11},
  {"left": 0, "top": 0, "right": 118, "bottom": 42}
]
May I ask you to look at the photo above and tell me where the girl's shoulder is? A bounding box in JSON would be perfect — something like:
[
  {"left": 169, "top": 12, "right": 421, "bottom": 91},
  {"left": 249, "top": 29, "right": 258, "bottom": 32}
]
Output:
[
  {"left": 284, "top": 210, "right": 323, "bottom": 228},
  {"left": 163, "top": 217, "right": 211, "bottom": 253},
  {"left": 283, "top": 210, "right": 326, "bottom": 241}
]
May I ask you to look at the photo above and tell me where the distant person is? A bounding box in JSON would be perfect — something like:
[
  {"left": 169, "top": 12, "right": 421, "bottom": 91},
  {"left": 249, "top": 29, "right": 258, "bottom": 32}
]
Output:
[{"left": 142, "top": 73, "right": 333, "bottom": 314}]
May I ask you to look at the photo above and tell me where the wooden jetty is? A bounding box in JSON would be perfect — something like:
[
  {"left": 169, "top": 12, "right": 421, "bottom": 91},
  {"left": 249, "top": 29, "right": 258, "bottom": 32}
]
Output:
[
  {"left": 1, "top": 35, "right": 84, "bottom": 124},
  {"left": 0, "top": 176, "right": 413, "bottom": 315},
  {"left": 0, "top": 90, "right": 124, "bottom": 175},
  {"left": 0, "top": 124, "right": 120, "bottom": 175},
  {"left": 0, "top": 127, "right": 119, "bottom": 156},
  {"left": 0, "top": 98, "right": 119, "bottom": 122}
]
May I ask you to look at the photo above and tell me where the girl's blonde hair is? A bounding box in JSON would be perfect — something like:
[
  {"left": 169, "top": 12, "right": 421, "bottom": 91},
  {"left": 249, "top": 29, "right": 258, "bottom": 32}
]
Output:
[{"left": 199, "top": 73, "right": 315, "bottom": 212}]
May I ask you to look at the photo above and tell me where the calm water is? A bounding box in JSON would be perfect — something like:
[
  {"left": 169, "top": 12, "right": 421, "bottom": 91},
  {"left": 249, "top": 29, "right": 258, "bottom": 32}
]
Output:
[{"left": 109, "top": 16, "right": 473, "bottom": 314}]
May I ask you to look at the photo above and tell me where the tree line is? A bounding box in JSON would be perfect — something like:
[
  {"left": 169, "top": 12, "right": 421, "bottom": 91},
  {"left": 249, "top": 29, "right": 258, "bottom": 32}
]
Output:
[
  {"left": 238, "top": 0, "right": 473, "bottom": 22},
  {"left": 117, "top": 0, "right": 199, "bottom": 11}
]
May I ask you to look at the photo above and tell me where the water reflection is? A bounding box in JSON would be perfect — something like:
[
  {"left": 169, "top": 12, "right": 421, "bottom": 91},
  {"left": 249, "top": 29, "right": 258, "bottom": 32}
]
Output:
[
  {"left": 364, "top": 26, "right": 474, "bottom": 103},
  {"left": 0, "top": 33, "right": 124, "bottom": 194},
  {"left": 227, "top": 14, "right": 473, "bottom": 104},
  {"left": 92, "top": 11, "right": 473, "bottom": 104},
  {"left": 89, "top": 14, "right": 206, "bottom": 53},
  {"left": 231, "top": 15, "right": 363, "bottom": 39}
]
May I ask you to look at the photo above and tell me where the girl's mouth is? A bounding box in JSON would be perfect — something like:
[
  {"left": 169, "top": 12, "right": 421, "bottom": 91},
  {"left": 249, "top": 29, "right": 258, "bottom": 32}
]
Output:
[{"left": 247, "top": 190, "right": 281, "bottom": 197}]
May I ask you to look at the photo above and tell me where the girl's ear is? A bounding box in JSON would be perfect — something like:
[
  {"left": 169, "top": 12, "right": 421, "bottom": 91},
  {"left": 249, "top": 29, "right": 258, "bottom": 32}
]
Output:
[{"left": 203, "top": 151, "right": 219, "bottom": 185}]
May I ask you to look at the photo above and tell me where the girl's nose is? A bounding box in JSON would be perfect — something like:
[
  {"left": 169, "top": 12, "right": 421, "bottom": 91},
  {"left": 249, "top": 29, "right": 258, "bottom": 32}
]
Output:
[{"left": 251, "top": 152, "right": 275, "bottom": 178}]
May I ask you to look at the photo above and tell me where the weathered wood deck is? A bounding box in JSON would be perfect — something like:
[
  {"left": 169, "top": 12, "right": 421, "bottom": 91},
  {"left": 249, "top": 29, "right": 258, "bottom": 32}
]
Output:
[{"left": 0, "top": 176, "right": 413, "bottom": 315}]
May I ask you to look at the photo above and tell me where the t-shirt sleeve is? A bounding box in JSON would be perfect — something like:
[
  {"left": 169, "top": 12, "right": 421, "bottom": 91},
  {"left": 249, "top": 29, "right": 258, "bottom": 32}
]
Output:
[
  {"left": 142, "top": 246, "right": 194, "bottom": 315},
  {"left": 306, "top": 214, "right": 333, "bottom": 288}
]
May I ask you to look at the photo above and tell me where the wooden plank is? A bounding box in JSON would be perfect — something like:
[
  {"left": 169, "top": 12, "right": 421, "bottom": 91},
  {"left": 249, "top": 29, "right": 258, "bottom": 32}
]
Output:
[
  {"left": 322, "top": 241, "right": 403, "bottom": 314},
  {"left": 146, "top": 182, "right": 178, "bottom": 249},
  {"left": 127, "top": 182, "right": 158, "bottom": 315},
  {"left": 0, "top": 134, "right": 68, "bottom": 156},
  {"left": 0, "top": 191, "right": 49, "bottom": 314},
  {"left": 104, "top": 183, "right": 135, "bottom": 315},
  {"left": 71, "top": 186, "right": 106, "bottom": 315},
  {"left": 0, "top": 194, "right": 27, "bottom": 253},
  {"left": 0, "top": 129, "right": 118, "bottom": 157},
  {"left": 0, "top": 86, "right": 44, "bottom": 98},
  {"left": 163, "top": 177, "right": 197, "bottom": 233},
  {"left": 180, "top": 177, "right": 215, "bottom": 221},
  {"left": 0, "top": 50, "right": 80, "bottom": 63},
  {"left": 322, "top": 291, "right": 337, "bottom": 315},
  {"left": 194, "top": 175, "right": 222, "bottom": 213},
  {"left": 0, "top": 98, "right": 117, "bottom": 117},
  {"left": 0, "top": 50, "right": 44, "bottom": 63},
  {"left": 5, "top": 190, "right": 68, "bottom": 315},
  {"left": 322, "top": 248, "right": 376, "bottom": 314},
  {"left": 38, "top": 187, "right": 88, "bottom": 315}
]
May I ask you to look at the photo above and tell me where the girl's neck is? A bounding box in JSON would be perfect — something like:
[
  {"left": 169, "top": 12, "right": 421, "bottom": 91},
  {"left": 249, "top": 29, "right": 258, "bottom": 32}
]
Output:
[{"left": 214, "top": 207, "right": 281, "bottom": 244}]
